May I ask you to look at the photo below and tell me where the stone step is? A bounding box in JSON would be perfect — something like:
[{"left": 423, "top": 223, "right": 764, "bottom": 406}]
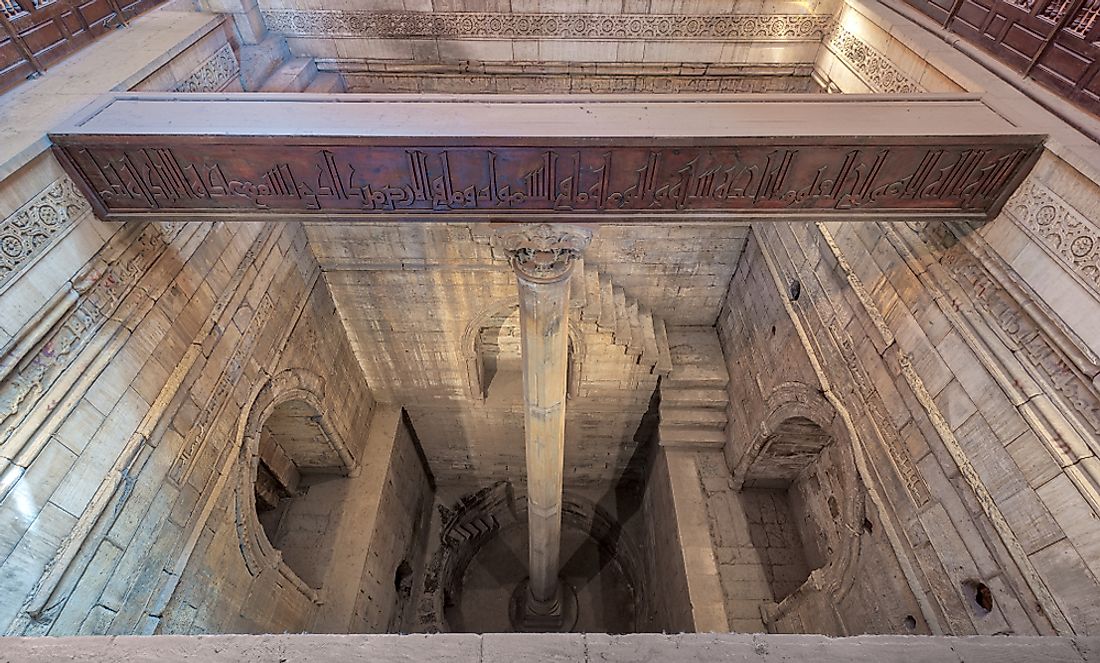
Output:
[
  {"left": 653, "top": 317, "right": 673, "bottom": 376},
  {"left": 259, "top": 57, "right": 317, "bottom": 92},
  {"left": 658, "top": 427, "right": 727, "bottom": 450},
  {"left": 238, "top": 33, "right": 290, "bottom": 91},
  {"left": 661, "top": 387, "right": 729, "bottom": 408},
  {"left": 570, "top": 258, "right": 587, "bottom": 309},
  {"left": 598, "top": 272, "right": 615, "bottom": 333},
  {"left": 659, "top": 405, "right": 728, "bottom": 429},
  {"left": 626, "top": 299, "right": 643, "bottom": 358},
  {"left": 639, "top": 307, "right": 659, "bottom": 368},
  {"left": 665, "top": 365, "right": 729, "bottom": 390},
  {"left": 666, "top": 327, "right": 725, "bottom": 364},
  {"left": 305, "top": 72, "right": 345, "bottom": 93},
  {"left": 582, "top": 267, "right": 601, "bottom": 323},
  {"left": 613, "top": 286, "right": 632, "bottom": 351}
]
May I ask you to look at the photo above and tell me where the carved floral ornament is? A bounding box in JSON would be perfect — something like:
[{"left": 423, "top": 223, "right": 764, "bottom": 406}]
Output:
[
  {"left": 0, "top": 176, "right": 89, "bottom": 291},
  {"left": 492, "top": 223, "right": 592, "bottom": 283},
  {"left": 174, "top": 43, "right": 239, "bottom": 94},
  {"left": 260, "top": 10, "right": 834, "bottom": 41}
]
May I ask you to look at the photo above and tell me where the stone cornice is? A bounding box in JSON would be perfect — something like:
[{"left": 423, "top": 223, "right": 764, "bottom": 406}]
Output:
[{"left": 262, "top": 10, "right": 834, "bottom": 41}]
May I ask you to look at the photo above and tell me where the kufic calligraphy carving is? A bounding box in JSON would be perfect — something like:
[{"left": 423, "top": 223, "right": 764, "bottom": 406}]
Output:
[{"left": 53, "top": 140, "right": 1042, "bottom": 221}]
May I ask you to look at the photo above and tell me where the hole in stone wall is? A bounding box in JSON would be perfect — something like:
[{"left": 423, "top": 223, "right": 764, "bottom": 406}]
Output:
[
  {"left": 904, "top": 615, "right": 917, "bottom": 630},
  {"left": 862, "top": 518, "right": 874, "bottom": 534},
  {"left": 395, "top": 559, "right": 413, "bottom": 591},
  {"left": 771, "top": 325, "right": 776, "bottom": 336},
  {"left": 963, "top": 580, "right": 994, "bottom": 615},
  {"left": 788, "top": 279, "right": 801, "bottom": 301}
]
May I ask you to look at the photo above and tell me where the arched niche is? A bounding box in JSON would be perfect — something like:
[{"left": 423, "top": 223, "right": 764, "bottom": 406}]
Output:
[
  {"left": 730, "top": 382, "right": 867, "bottom": 627},
  {"left": 461, "top": 299, "right": 585, "bottom": 403},
  {"left": 233, "top": 368, "right": 356, "bottom": 603}
]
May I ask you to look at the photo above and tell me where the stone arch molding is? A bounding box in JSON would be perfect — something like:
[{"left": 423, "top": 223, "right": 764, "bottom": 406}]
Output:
[
  {"left": 232, "top": 368, "right": 355, "bottom": 604},
  {"left": 734, "top": 381, "right": 869, "bottom": 630},
  {"left": 731, "top": 380, "right": 838, "bottom": 488},
  {"left": 461, "top": 297, "right": 586, "bottom": 401}
]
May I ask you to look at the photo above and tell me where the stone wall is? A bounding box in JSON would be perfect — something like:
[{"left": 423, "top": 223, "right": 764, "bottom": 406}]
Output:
[
  {"left": 746, "top": 217, "right": 1100, "bottom": 636},
  {"left": 303, "top": 222, "right": 746, "bottom": 487},
  {"left": 711, "top": 234, "right": 927, "bottom": 635},
  {"left": 639, "top": 449, "right": 695, "bottom": 633}
]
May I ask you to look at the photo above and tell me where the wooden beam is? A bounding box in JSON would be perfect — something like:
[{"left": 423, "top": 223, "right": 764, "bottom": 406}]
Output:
[{"left": 49, "top": 93, "right": 1045, "bottom": 222}]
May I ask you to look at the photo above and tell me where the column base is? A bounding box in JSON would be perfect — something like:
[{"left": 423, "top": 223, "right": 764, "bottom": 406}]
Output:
[{"left": 508, "top": 577, "right": 579, "bottom": 633}]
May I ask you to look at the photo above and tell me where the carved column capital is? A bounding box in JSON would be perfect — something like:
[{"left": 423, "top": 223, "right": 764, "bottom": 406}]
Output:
[{"left": 493, "top": 224, "right": 592, "bottom": 283}]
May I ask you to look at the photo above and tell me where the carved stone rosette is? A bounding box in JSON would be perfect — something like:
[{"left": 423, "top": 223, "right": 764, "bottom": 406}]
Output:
[{"left": 492, "top": 223, "right": 592, "bottom": 283}]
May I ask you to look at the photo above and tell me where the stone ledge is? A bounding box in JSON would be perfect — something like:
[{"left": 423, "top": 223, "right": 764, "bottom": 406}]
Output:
[{"left": 0, "top": 633, "right": 1096, "bottom": 662}]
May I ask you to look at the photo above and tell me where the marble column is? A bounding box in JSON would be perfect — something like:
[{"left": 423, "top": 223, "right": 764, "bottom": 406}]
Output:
[{"left": 494, "top": 223, "right": 591, "bottom": 629}]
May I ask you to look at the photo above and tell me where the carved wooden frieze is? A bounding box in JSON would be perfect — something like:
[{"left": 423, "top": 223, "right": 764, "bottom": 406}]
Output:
[{"left": 49, "top": 95, "right": 1045, "bottom": 222}]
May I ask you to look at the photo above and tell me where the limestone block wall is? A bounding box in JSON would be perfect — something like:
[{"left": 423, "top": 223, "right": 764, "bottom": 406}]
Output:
[
  {"left": 0, "top": 135, "right": 415, "bottom": 635},
  {"left": 156, "top": 261, "right": 389, "bottom": 635},
  {"left": 303, "top": 223, "right": 745, "bottom": 487},
  {"left": 775, "top": 0, "right": 1100, "bottom": 638},
  {"left": 712, "top": 234, "right": 926, "bottom": 635},
  {"left": 744, "top": 217, "right": 1100, "bottom": 636},
  {"left": 639, "top": 448, "right": 695, "bottom": 633}
]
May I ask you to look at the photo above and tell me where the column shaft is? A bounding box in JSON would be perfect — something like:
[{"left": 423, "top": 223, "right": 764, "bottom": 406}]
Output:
[{"left": 516, "top": 270, "right": 571, "bottom": 613}]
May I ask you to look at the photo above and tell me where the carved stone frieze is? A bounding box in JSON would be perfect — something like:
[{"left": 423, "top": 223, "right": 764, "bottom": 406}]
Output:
[
  {"left": 1004, "top": 177, "right": 1100, "bottom": 298},
  {"left": 342, "top": 71, "right": 820, "bottom": 95},
  {"left": 824, "top": 24, "right": 922, "bottom": 94},
  {"left": 927, "top": 228, "right": 1100, "bottom": 441},
  {"left": 0, "top": 176, "right": 90, "bottom": 291},
  {"left": 169, "top": 282, "right": 276, "bottom": 484},
  {"left": 0, "top": 223, "right": 184, "bottom": 451},
  {"left": 261, "top": 10, "right": 834, "bottom": 41},
  {"left": 492, "top": 223, "right": 591, "bottom": 283},
  {"left": 175, "top": 43, "right": 239, "bottom": 93},
  {"left": 836, "top": 335, "right": 931, "bottom": 506}
]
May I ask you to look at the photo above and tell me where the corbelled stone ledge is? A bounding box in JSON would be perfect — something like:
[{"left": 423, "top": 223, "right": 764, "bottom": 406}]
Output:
[{"left": 1, "top": 633, "right": 1097, "bottom": 662}]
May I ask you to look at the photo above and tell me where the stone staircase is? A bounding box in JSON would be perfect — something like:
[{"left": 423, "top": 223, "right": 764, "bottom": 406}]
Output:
[
  {"left": 575, "top": 261, "right": 673, "bottom": 378},
  {"left": 657, "top": 328, "right": 730, "bottom": 450},
  {"left": 240, "top": 35, "right": 345, "bottom": 93},
  {"left": 258, "top": 56, "right": 347, "bottom": 93}
]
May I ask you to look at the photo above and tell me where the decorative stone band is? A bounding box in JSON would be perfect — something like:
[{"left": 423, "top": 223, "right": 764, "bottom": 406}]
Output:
[
  {"left": 175, "top": 43, "right": 239, "bottom": 94},
  {"left": 492, "top": 224, "right": 592, "bottom": 284},
  {"left": 0, "top": 176, "right": 90, "bottom": 291},
  {"left": 1004, "top": 176, "right": 1100, "bottom": 300},
  {"left": 261, "top": 10, "right": 834, "bottom": 41},
  {"left": 824, "top": 23, "right": 923, "bottom": 94},
  {"left": 332, "top": 61, "right": 819, "bottom": 94}
]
